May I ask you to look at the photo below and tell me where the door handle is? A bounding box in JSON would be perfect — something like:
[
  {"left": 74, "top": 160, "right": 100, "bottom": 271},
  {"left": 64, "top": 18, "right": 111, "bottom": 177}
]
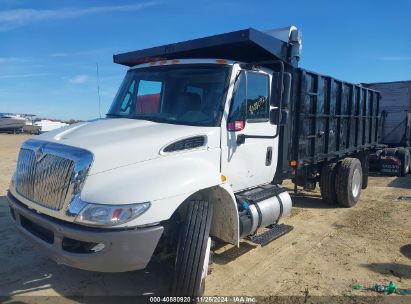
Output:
[{"left": 266, "top": 147, "right": 273, "bottom": 166}]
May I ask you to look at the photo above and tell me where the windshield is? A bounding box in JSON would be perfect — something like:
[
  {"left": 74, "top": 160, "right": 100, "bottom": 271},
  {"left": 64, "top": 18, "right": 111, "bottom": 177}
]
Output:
[{"left": 107, "top": 64, "right": 230, "bottom": 126}]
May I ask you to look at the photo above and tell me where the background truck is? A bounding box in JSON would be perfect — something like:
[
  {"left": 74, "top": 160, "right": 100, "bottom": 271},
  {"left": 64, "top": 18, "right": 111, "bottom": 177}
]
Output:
[
  {"left": 8, "top": 26, "right": 379, "bottom": 296},
  {"left": 363, "top": 81, "right": 411, "bottom": 176}
]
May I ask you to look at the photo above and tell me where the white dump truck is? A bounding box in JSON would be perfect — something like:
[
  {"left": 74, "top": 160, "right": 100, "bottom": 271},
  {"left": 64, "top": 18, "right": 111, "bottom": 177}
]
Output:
[{"left": 7, "top": 27, "right": 380, "bottom": 296}]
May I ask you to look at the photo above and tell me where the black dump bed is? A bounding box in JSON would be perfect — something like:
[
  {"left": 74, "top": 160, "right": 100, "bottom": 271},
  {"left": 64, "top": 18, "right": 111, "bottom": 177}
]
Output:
[
  {"left": 114, "top": 27, "right": 380, "bottom": 176},
  {"left": 290, "top": 70, "right": 380, "bottom": 167}
]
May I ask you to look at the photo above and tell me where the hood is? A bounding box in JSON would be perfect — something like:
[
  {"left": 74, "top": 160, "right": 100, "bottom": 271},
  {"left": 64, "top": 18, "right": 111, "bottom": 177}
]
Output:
[{"left": 36, "top": 118, "right": 220, "bottom": 175}]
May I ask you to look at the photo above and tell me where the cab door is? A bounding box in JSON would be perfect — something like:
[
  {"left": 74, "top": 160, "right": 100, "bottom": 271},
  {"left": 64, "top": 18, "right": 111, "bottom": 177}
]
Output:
[{"left": 221, "top": 67, "right": 279, "bottom": 192}]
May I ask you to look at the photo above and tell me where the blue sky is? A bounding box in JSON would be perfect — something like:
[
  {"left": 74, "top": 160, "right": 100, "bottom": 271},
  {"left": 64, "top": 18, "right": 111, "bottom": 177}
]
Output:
[{"left": 0, "top": 0, "right": 410, "bottom": 120}]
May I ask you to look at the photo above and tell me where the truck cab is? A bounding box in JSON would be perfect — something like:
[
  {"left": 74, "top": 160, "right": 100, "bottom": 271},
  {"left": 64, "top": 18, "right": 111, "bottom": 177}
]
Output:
[{"left": 108, "top": 59, "right": 281, "bottom": 191}]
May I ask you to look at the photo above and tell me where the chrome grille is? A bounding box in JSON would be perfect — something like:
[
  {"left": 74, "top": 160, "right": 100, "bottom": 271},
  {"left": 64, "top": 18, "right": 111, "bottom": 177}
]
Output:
[{"left": 15, "top": 148, "right": 75, "bottom": 210}]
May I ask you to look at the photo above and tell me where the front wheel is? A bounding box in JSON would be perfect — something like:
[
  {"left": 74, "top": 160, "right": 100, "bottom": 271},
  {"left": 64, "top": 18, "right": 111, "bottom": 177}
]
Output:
[{"left": 171, "top": 200, "right": 213, "bottom": 296}]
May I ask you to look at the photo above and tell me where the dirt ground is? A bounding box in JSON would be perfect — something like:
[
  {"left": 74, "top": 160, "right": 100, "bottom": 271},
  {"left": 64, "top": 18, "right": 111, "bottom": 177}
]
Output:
[{"left": 0, "top": 134, "right": 410, "bottom": 303}]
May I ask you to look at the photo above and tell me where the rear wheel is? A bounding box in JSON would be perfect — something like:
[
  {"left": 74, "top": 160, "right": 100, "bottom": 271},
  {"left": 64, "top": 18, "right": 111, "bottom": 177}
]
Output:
[
  {"left": 396, "top": 148, "right": 410, "bottom": 176},
  {"left": 171, "top": 200, "right": 213, "bottom": 296},
  {"left": 362, "top": 171, "right": 369, "bottom": 189},
  {"left": 320, "top": 162, "right": 338, "bottom": 204},
  {"left": 335, "top": 158, "right": 362, "bottom": 208},
  {"left": 360, "top": 152, "right": 369, "bottom": 189},
  {"left": 408, "top": 148, "right": 411, "bottom": 174}
]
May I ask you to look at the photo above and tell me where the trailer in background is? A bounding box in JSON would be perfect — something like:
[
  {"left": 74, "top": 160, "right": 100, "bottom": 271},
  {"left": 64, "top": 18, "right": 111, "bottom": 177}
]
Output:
[{"left": 363, "top": 81, "right": 411, "bottom": 176}]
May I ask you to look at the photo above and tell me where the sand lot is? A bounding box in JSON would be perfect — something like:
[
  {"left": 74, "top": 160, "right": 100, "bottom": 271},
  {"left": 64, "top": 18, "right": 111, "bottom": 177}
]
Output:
[{"left": 0, "top": 134, "right": 410, "bottom": 303}]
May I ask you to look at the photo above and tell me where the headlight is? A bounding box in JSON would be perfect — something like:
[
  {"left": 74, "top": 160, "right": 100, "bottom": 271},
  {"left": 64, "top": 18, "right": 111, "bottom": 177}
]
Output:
[{"left": 73, "top": 202, "right": 150, "bottom": 227}]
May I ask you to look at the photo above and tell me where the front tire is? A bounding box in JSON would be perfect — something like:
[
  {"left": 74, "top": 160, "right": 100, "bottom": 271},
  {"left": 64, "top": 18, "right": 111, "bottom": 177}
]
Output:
[
  {"left": 171, "top": 200, "right": 213, "bottom": 296},
  {"left": 335, "top": 158, "right": 363, "bottom": 208}
]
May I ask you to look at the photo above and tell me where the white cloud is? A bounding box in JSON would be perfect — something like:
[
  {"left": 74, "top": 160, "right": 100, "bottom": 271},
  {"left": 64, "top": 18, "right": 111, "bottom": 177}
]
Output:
[
  {"left": 0, "top": 56, "right": 30, "bottom": 63},
  {"left": 0, "top": 2, "right": 159, "bottom": 31},
  {"left": 0, "top": 73, "right": 50, "bottom": 79},
  {"left": 377, "top": 56, "right": 411, "bottom": 61},
  {"left": 69, "top": 74, "right": 90, "bottom": 84}
]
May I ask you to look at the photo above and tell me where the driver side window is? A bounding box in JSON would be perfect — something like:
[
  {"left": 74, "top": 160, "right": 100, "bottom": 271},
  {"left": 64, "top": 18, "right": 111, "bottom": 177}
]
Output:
[
  {"left": 227, "top": 71, "right": 270, "bottom": 130},
  {"left": 247, "top": 72, "right": 269, "bottom": 121}
]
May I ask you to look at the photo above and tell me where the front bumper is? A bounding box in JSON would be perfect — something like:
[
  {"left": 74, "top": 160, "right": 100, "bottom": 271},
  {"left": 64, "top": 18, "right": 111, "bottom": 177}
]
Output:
[{"left": 7, "top": 192, "right": 164, "bottom": 272}]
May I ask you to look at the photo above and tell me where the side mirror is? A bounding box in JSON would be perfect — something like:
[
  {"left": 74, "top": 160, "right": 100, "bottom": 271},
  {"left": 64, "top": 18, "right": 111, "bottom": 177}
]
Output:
[
  {"left": 270, "top": 109, "right": 288, "bottom": 126},
  {"left": 271, "top": 72, "right": 292, "bottom": 109}
]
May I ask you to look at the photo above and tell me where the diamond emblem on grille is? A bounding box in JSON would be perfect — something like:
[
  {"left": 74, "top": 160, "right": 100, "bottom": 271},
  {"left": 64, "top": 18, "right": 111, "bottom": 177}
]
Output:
[{"left": 34, "top": 144, "right": 46, "bottom": 162}]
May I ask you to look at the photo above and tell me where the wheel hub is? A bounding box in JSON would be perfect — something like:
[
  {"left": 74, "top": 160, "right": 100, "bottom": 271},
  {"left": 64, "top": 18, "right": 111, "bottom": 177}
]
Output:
[{"left": 352, "top": 168, "right": 361, "bottom": 197}]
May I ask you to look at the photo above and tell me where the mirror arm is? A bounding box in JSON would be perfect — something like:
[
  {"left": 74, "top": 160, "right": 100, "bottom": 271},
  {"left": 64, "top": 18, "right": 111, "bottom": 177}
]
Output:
[{"left": 272, "top": 61, "right": 284, "bottom": 139}]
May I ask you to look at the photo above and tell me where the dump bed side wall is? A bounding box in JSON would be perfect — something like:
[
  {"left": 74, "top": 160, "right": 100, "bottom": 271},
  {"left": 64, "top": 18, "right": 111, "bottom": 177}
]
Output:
[{"left": 292, "top": 69, "right": 380, "bottom": 166}]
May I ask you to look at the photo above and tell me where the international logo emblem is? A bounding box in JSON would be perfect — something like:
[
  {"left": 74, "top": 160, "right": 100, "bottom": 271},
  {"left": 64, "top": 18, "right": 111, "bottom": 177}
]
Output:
[{"left": 35, "top": 144, "right": 46, "bottom": 162}]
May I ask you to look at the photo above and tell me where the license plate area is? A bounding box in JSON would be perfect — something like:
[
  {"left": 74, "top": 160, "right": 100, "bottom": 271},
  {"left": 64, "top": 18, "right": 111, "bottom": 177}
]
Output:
[{"left": 20, "top": 215, "right": 54, "bottom": 244}]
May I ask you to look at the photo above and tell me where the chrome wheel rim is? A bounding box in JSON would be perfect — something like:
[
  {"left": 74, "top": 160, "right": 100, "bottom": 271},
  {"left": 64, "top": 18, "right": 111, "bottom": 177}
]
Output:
[{"left": 352, "top": 168, "right": 361, "bottom": 198}]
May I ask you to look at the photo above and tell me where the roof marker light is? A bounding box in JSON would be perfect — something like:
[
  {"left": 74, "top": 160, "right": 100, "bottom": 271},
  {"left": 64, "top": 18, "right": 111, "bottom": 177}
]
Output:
[{"left": 216, "top": 59, "right": 227, "bottom": 64}]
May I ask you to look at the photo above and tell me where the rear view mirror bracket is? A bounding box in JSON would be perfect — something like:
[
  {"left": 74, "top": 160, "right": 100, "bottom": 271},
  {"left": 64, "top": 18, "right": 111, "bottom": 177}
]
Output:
[{"left": 271, "top": 72, "right": 291, "bottom": 109}]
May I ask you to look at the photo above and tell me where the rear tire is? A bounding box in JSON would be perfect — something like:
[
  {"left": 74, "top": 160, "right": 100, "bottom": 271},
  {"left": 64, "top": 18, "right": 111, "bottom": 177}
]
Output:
[
  {"left": 360, "top": 152, "right": 369, "bottom": 189},
  {"left": 335, "top": 158, "right": 362, "bottom": 208},
  {"left": 409, "top": 148, "right": 411, "bottom": 174},
  {"left": 171, "top": 200, "right": 213, "bottom": 296},
  {"left": 320, "top": 162, "right": 338, "bottom": 204},
  {"left": 362, "top": 173, "right": 369, "bottom": 189},
  {"left": 396, "top": 148, "right": 410, "bottom": 176}
]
